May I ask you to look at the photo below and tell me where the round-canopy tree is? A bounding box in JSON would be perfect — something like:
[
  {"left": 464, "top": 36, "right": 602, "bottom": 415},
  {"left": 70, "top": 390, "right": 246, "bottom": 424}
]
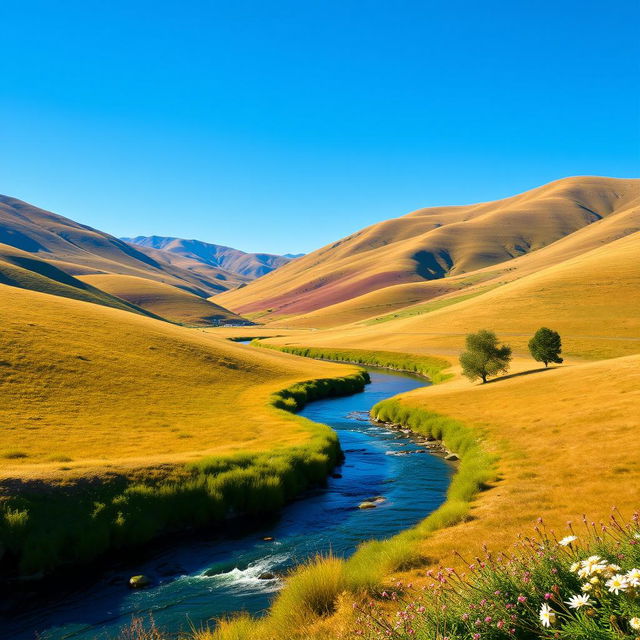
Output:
[
  {"left": 528, "top": 327, "right": 563, "bottom": 367},
  {"left": 459, "top": 329, "right": 512, "bottom": 383}
]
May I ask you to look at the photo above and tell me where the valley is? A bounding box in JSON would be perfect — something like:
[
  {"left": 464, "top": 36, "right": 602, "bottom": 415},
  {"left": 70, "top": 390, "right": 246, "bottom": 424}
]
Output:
[{"left": 0, "top": 176, "right": 638, "bottom": 640}]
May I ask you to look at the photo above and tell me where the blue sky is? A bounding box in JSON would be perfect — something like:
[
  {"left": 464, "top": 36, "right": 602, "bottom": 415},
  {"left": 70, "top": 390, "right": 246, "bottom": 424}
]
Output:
[{"left": 1, "top": 1, "right": 638, "bottom": 254}]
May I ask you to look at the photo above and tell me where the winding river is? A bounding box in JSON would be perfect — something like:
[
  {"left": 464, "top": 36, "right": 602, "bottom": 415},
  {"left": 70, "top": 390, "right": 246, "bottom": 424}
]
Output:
[{"left": 3, "top": 366, "right": 452, "bottom": 640}]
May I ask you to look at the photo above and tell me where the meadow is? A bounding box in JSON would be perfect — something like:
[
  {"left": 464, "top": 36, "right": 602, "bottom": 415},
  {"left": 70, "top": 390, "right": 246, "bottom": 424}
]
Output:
[{"left": 0, "top": 284, "right": 369, "bottom": 575}]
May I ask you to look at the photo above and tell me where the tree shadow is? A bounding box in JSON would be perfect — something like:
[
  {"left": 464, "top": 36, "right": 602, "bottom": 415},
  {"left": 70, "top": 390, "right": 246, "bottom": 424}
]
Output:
[{"left": 486, "top": 365, "right": 563, "bottom": 384}]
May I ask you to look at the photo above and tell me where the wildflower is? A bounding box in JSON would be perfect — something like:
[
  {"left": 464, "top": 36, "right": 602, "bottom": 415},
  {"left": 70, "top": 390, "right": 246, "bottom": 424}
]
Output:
[
  {"left": 517, "top": 595, "right": 527, "bottom": 603},
  {"left": 581, "top": 583, "right": 592, "bottom": 592},
  {"left": 544, "top": 592, "right": 552, "bottom": 600},
  {"left": 630, "top": 617, "right": 640, "bottom": 630},
  {"left": 606, "top": 574, "right": 629, "bottom": 594},
  {"left": 539, "top": 603, "right": 556, "bottom": 628},
  {"left": 626, "top": 568, "right": 640, "bottom": 587},
  {"left": 570, "top": 561, "right": 581, "bottom": 572},
  {"left": 558, "top": 535, "right": 577, "bottom": 546},
  {"left": 566, "top": 593, "right": 591, "bottom": 609}
]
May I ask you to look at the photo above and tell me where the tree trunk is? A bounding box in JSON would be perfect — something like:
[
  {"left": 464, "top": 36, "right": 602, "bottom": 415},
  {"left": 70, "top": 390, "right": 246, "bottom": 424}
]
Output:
[{"left": 481, "top": 373, "right": 487, "bottom": 383}]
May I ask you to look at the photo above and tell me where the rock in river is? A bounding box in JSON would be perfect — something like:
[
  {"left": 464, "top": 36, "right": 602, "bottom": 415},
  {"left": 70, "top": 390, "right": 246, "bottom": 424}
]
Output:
[{"left": 129, "top": 574, "right": 151, "bottom": 588}]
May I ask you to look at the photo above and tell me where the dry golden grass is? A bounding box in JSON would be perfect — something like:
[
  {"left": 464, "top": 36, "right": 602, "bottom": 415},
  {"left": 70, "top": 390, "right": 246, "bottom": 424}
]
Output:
[
  {"left": 385, "top": 353, "right": 640, "bottom": 569},
  {"left": 264, "top": 231, "right": 640, "bottom": 361},
  {"left": 0, "top": 284, "right": 358, "bottom": 481},
  {"left": 217, "top": 177, "right": 639, "bottom": 321},
  {"left": 0, "top": 193, "right": 247, "bottom": 299},
  {"left": 78, "top": 273, "right": 244, "bottom": 325}
]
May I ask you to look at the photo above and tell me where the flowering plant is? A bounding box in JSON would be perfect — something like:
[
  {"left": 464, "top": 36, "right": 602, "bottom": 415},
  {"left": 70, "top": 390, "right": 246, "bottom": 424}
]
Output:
[{"left": 352, "top": 510, "right": 640, "bottom": 639}]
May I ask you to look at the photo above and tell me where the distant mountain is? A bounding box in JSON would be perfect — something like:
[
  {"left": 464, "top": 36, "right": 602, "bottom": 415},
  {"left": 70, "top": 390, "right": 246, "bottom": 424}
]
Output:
[
  {"left": 0, "top": 195, "right": 250, "bottom": 325},
  {"left": 122, "top": 235, "right": 294, "bottom": 279},
  {"left": 283, "top": 253, "right": 305, "bottom": 259}
]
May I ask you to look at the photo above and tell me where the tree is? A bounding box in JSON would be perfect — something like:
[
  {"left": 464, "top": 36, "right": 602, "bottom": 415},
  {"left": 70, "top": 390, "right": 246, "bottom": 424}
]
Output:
[
  {"left": 528, "top": 327, "right": 563, "bottom": 367},
  {"left": 459, "top": 329, "right": 512, "bottom": 383}
]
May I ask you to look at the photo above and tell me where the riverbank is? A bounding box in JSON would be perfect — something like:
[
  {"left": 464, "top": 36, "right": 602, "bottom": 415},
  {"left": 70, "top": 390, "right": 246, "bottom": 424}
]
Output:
[
  {"left": 4, "top": 368, "right": 454, "bottom": 640},
  {"left": 252, "top": 342, "right": 453, "bottom": 384},
  {"left": 0, "top": 370, "right": 368, "bottom": 579},
  {"left": 184, "top": 352, "right": 640, "bottom": 640}
]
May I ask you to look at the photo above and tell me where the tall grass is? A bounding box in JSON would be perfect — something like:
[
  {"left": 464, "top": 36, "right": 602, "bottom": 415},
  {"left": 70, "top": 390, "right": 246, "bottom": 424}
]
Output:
[
  {"left": 0, "top": 371, "right": 369, "bottom": 577},
  {"left": 253, "top": 343, "right": 453, "bottom": 384}
]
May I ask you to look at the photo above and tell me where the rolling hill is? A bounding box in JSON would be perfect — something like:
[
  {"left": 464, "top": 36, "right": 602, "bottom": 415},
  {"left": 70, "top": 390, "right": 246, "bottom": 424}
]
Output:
[
  {"left": 0, "top": 283, "right": 356, "bottom": 479},
  {"left": 215, "top": 177, "right": 640, "bottom": 324},
  {"left": 78, "top": 273, "right": 246, "bottom": 326},
  {"left": 0, "top": 194, "right": 251, "bottom": 325},
  {"left": 0, "top": 194, "right": 243, "bottom": 297},
  {"left": 263, "top": 230, "right": 640, "bottom": 360},
  {"left": 123, "top": 235, "right": 294, "bottom": 279}
]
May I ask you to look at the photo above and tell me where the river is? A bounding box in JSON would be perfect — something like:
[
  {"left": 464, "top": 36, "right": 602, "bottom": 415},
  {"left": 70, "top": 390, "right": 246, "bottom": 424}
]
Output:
[{"left": 3, "top": 366, "right": 452, "bottom": 640}]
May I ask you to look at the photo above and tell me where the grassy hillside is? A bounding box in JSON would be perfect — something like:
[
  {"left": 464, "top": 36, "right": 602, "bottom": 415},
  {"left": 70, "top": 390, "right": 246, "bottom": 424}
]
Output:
[
  {"left": 0, "top": 284, "right": 359, "bottom": 478},
  {"left": 216, "top": 177, "right": 639, "bottom": 320},
  {"left": 0, "top": 284, "right": 369, "bottom": 575},
  {"left": 0, "top": 194, "right": 241, "bottom": 297},
  {"left": 78, "top": 273, "right": 248, "bottom": 326},
  {"left": 263, "top": 231, "right": 640, "bottom": 361},
  {"left": 0, "top": 244, "right": 161, "bottom": 318}
]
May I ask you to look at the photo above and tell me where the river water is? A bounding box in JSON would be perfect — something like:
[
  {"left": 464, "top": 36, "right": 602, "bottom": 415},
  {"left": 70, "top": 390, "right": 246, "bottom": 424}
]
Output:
[{"left": 3, "top": 367, "right": 452, "bottom": 640}]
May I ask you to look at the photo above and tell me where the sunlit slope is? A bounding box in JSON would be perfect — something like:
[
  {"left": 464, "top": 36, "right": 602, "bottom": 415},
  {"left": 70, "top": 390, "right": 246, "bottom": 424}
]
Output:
[
  {"left": 0, "top": 244, "right": 159, "bottom": 318},
  {"left": 392, "top": 354, "right": 640, "bottom": 568},
  {"left": 0, "top": 195, "right": 236, "bottom": 297},
  {"left": 266, "top": 231, "right": 640, "bottom": 360},
  {"left": 0, "top": 284, "right": 357, "bottom": 480},
  {"left": 78, "top": 273, "right": 247, "bottom": 326},
  {"left": 216, "top": 177, "right": 639, "bottom": 319},
  {"left": 277, "top": 188, "right": 640, "bottom": 328}
]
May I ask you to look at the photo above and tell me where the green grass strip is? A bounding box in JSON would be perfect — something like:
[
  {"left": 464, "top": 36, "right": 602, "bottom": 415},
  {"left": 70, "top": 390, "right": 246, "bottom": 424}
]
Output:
[{"left": 253, "top": 343, "right": 453, "bottom": 384}]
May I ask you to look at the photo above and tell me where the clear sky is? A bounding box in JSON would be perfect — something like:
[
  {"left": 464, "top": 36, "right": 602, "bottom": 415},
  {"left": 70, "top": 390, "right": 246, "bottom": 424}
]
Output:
[{"left": 1, "top": 1, "right": 638, "bottom": 254}]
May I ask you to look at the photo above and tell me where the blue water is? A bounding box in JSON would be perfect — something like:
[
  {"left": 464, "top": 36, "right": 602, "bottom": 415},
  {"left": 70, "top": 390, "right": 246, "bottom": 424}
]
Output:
[{"left": 2, "top": 367, "right": 452, "bottom": 640}]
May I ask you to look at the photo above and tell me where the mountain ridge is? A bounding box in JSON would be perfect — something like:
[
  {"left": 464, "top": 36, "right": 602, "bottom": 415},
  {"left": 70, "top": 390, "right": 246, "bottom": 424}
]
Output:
[{"left": 122, "top": 235, "right": 296, "bottom": 279}]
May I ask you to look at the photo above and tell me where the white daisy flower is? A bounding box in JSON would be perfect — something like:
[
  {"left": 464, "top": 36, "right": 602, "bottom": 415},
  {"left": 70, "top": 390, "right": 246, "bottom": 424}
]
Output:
[
  {"left": 626, "top": 568, "right": 640, "bottom": 587},
  {"left": 606, "top": 574, "right": 629, "bottom": 594},
  {"left": 581, "top": 582, "right": 592, "bottom": 592},
  {"left": 539, "top": 603, "right": 556, "bottom": 628},
  {"left": 570, "top": 561, "right": 581, "bottom": 573},
  {"left": 558, "top": 535, "right": 577, "bottom": 546},
  {"left": 630, "top": 617, "right": 640, "bottom": 631},
  {"left": 566, "top": 593, "right": 591, "bottom": 609}
]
